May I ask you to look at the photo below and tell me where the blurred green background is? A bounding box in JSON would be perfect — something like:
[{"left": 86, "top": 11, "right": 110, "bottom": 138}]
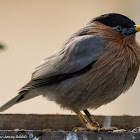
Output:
[{"left": 0, "top": 44, "right": 5, "bottom": 50}]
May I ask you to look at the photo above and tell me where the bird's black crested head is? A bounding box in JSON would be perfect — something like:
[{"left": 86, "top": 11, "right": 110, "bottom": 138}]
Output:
[{"left": 91, "top": 13, "right": 135, "bottom": 28}]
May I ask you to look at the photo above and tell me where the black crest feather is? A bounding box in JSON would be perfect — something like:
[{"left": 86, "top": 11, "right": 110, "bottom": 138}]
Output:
[{"left": 91, "top": 13, "right": 135, "bottom": 28}]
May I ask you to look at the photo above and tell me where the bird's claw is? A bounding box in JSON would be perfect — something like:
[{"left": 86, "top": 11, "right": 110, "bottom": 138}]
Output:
[
  {"left": 73, "top": 125, "right": 120, "bottom": 132},
  {"left": 72, "top": 122, "right": 100, "bottom": 132},
  {"left": 91, "top": 121, "right": 100, "bottom": 128},
  {"left": 113, "top": 129, "right": 126, "bottom": 133},
  {"left": 72, "top": 127, "right": 89, "bottom": 132}
]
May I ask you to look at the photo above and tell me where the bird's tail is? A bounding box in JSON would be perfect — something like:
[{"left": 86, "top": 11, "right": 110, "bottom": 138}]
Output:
[{"left": 0, "top": 89, "right": 39, "bottom": 112}]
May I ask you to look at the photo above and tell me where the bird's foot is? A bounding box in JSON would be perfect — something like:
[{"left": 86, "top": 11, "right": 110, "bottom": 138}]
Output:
[
  {"left": 72, "top": 126, "right": 99, "bottom": 132},
  {"left": 113, "top": 129, "right": 126, "bottom": 132},
  {"left": 72, "top": 127, "right": 89, "bottom": 132},
  {"left": 98, "top": 127, "right": 118, "bottom": 132},
  {"left": 73, "top": 126, "right": 119, "bottom": 132},
  {"left": 73, "top": 122, "right": 100, "bottom": 132},
  {"left": 97, "top": 127, "right": 127, "bottom": 132},
  {"left": 86, "top": 126, "right": 123, "bottom": 132},
  {"left": 86, "top": 122, "right": 100, "bottom": 131},
  {"left": 90, "top": 121, "right": 100, "bottom": 127}
]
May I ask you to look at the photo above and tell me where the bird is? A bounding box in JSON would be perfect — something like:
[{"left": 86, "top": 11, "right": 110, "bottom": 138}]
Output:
[{"left": 0, "top": 13, "right": 140, "bottom": 130}]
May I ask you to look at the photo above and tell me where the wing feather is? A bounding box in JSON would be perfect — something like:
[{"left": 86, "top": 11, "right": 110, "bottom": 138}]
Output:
[{"left": 20, "top": 35, "right": 105, "bottom": 91}]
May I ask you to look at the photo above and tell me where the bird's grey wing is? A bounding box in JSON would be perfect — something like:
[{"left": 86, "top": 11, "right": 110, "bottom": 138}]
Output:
[{"left": 20, "top": 35, "right": 106, "bottom": 91}]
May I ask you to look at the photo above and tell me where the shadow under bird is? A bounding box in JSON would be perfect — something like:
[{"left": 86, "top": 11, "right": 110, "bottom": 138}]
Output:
[{"left": 0, "top": 13, "right": 140, "bottom": 130}]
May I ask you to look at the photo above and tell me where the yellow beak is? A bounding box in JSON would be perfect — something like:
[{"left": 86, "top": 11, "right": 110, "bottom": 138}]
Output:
[{"left": 135, "top": 25, "right": 140, "bottom": 32}]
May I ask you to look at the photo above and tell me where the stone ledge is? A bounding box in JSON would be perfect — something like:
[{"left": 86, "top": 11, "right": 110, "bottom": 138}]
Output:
[
  {"left": 0, "top": 114, "right": 140, "bottom": 130},
  {"left": 0, "top": 130, "right": 139, "bottom": 140},
  {"left": 0, "top": 114, "right": 140, "bottom": 139}
]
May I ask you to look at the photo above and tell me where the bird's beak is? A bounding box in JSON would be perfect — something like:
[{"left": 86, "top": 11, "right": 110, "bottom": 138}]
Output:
[
  {"left": 121, "top": 25, "right": 140, "bottom": 36},
  {"left": 135, "top": 25, "right": 140, "bottom": 32}
]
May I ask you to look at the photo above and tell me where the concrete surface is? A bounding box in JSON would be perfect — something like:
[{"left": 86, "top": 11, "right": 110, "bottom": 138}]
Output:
[
  {"left": 0, "top": 114, "right": 140, "bottom": 139},
  {"left": 0, "top": 130, "right": 139, "bottom": 140},
  {"left": 0, "top": 114, "right": 140, "bottom": 130}
]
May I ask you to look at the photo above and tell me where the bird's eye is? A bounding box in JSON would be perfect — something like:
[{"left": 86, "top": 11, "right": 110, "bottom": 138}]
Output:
[{"left": 114, "top": 25, "right": 122, "bottom": 32}]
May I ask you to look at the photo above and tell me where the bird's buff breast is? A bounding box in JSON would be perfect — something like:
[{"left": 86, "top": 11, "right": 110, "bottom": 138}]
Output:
[{"left": 43, "top": 40, "right": 140, "bottom": 110}]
